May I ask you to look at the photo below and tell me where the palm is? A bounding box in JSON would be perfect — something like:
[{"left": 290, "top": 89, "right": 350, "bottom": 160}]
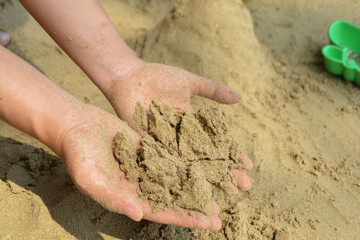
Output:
[
  {"left": 59, "top": 105, "right": 223, "bottom": 229},
  {"left": 108, "top": 63, "right": 240, "bottom": 129},
  {"left": 109, "top": 63, "right": 191, "bottom": 128}
]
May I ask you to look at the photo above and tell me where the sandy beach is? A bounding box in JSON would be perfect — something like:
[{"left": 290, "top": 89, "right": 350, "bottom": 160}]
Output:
[{"left": 1, "top": 0, "right": 359, "bottom": 239}]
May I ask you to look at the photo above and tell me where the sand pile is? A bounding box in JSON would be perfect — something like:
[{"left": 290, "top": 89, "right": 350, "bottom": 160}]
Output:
[
  {"left": 113, "top": 102, "right": 245, "bottom": 215},
  {"left": 130, "top": 0, "right": 273, "bottom": 90}
]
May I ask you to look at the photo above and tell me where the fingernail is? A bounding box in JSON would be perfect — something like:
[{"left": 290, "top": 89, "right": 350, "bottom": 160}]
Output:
[
  {"left": 230, "top": 89, "right": 241, "bottom": 100},
  {"left": 125, "top": 206, "right": 143, "bottom": 222}
]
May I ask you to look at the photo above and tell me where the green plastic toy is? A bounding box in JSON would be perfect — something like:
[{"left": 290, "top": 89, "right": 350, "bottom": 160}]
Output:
[{"left": 322, "top": 20, "right": 360, "bottom": 85}]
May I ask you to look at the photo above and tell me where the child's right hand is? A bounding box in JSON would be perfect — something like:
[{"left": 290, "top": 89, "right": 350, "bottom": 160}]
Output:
[{"left": 57, "top": 103, "right": 224, "bottom": 230}]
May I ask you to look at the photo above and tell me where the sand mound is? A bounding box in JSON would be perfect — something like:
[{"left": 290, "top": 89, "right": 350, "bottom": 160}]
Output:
[{"left": 130, "top": 0, "right": 273, "bottom": 89}]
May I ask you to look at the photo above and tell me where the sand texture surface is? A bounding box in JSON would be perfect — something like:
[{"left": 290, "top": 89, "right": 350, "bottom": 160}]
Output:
[
  {"left": 1, "top": 0, "right": 359, "bottom": 239},
  {"left": 113, "top": 102, "right": 245, "bottom": 215}
]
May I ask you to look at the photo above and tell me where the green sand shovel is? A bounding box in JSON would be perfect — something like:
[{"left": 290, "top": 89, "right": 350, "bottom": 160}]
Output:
[{"left": 322, "top": 20, "right": 360, "bottom": 86}]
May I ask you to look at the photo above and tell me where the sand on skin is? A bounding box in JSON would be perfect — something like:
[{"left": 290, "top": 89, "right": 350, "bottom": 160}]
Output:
[{"left": 0, "top": 0, "right": 359, "bottom": 239}]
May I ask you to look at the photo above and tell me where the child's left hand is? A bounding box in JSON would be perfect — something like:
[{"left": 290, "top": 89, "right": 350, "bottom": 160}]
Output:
[{"left": 105, "top": 61, "right": 241, "bottom": 129}]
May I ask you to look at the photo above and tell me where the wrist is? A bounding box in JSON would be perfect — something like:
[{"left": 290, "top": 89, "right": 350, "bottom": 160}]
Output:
[
  {"left": 108, "top": 51, "right": 145, "bottom": 83},
  {"left": 98, "top": 54, "right": 146, "bottom": 100},
  {"left": 90, "top": 49, "right": 144, "bottom": 89},
  {"left": 39, "top": 97, "right": 85, "bottom": 158}
]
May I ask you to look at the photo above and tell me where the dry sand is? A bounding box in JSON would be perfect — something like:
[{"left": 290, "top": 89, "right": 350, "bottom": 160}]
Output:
[{"left": 1, "top": 0, "right": 359, "bottom": 239}]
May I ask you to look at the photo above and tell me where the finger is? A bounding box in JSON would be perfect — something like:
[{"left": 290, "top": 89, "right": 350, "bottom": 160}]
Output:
[
  {"left": 75, "top": 181, "right": 144, "bottom": 221},
  {"left": 141, "top": 201, "right": 222, "bottom": 230},
  {"left": 66, "top": 124, "right": 143, "bottom": 221},
  {"left": 154, "top": 97, "right": 193, "bottom": 112},
  {"left": 98, "top": 188, "right": 144, "bottom": 222},
  {"left": 230, "top": 169, "right": 252, "bottom": 191},
  {"left": 240, "top": 152, "right": 253, "bottom": 171},
  {"left": 0, "top": 31, "right": 10, "bottom": 47},
  {"left": 211, "top": 201, "right": 220, "bottom": 215},
  {"left": 189, "top": 74, "right": 241, "bottom": 104}
]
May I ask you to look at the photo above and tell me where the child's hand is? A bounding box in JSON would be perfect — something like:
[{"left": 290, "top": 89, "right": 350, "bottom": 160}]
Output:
[
  {"left": 58, "top": 104, "right": 224, "bottom": 229},
  {"left": 0, "top": 44, "right": 237, "bottom": 230},
  {"left": 106, "top": 61, "right": 241, "bottom": 129},
  {"left": 104, "top": 61, "right": 253, "bottom": 192}
]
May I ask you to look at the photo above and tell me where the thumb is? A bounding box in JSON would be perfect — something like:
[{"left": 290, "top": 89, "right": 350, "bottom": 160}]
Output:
[
  {"left": 71, "top": 163, "right": 144, "bottom": 221},
  {"left": 189, "top": 74, "right": 241, "bottom": 104},
  {"left": 102, "top": 188, "right": 144, "bottom": 221}
]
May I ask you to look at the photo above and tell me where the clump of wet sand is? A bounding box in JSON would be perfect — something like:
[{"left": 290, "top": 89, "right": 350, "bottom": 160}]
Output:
[{"left": 113, "top": 101, "right": 245, "bottom": 215}]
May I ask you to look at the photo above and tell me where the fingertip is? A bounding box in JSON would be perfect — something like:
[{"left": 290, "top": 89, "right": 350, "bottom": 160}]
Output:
[
  {"left": 196, "top": 214, "right": 221, "bottom": 230},
  {"left": 231, "top": 169, "right": 252, "bottom": 191},
  {"left": 240, "top": 153, "right": 253, "bottom": 171},
  {"left": 125, "top": 205, "right": 143, "bottom": 222},
  {"left": 211, "top": 201, "right": 220, "bottom": 215},
  {"left": 228, "top": 88, "right": 241, "bottom": 103},
  {"left": 238, "top": 172, "right": 252, "bottom": 191},
  {"left": 190, "top": 75, "right": 241, "bottom": 104},
  {"left": 210, "top": 216, "right": 222, "bottom": 230},
  {"left": 195, "top": 213, "right": 221, "bottom": 230},
  {"left": 116, "top": 192, "right": 143, "bottom": 221},
  {"left": 214, "top": 85, "right": 241, "bottom": 104}
]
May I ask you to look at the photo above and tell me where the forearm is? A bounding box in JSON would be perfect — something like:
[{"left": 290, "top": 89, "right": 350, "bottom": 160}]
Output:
[
  {"left": 19, "top": 0, "right": 142, "bottom": 94},
  {"left": 0, "top": 46, "right": 80, "bottom": 155}
]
